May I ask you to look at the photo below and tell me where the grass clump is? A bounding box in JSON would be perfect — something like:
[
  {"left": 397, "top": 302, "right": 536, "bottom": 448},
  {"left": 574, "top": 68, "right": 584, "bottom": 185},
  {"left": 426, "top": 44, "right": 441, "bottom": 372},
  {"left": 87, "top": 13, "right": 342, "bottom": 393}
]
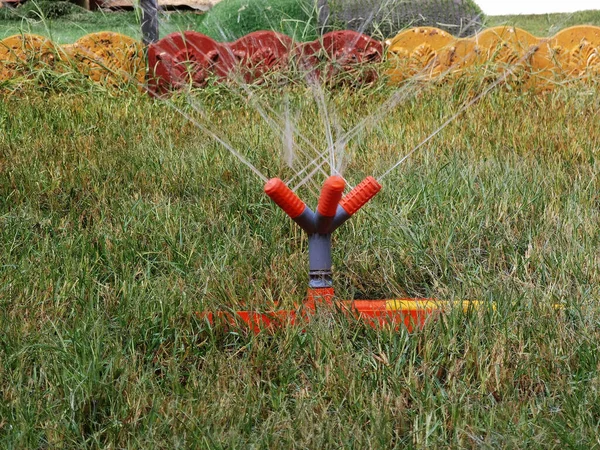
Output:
[
  {"left": 0, "top": 1, "right": 88, "bottom": 20},
  {"left": 19, "top": 0, "right": 87, "bottom": 20}
]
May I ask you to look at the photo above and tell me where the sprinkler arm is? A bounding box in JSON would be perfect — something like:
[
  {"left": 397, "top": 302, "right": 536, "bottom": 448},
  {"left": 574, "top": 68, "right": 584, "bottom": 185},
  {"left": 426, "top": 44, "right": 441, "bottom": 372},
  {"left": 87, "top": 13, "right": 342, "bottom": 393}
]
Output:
[
  {"left": 264, "top": 177, "right": 317, "bottom": 233},
  {"left": 265, "top": 175, "right": 381, "bottom": 289},
  {"left": 264, "top": 176, "right": 381, "bottom": 234},
  {"left": 332, "top": 176, "right": 382, "bottom": 231}
]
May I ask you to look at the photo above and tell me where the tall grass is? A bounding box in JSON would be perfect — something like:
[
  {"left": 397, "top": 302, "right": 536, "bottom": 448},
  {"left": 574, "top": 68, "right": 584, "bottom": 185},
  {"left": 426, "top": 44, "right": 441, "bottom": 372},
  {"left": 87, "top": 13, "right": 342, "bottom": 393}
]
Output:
[{"left": 1, "top": 78, "right": 600, "bottom": 447}]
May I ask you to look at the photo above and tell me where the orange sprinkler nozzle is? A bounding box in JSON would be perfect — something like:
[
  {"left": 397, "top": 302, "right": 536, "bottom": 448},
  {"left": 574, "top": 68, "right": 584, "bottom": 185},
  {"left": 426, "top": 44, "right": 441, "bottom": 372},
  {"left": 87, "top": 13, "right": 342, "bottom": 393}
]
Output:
[
  {"left": 317, "top": 175, "right": 345, "bottom": 217},
  {"left": 264, "top": 178, "right": 306, "bottom": 219},
  {"left": 339, "top": 176, "right": 381, "bottom": 216}
]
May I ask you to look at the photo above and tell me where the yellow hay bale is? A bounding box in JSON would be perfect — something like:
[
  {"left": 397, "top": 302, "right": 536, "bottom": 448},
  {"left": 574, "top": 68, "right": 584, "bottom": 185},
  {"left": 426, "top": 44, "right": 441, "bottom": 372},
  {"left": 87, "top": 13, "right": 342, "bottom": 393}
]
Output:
[
  {"left": 0, "top": 34, "right": 63, "bottom": 80},
  {"left": 385, "top": 25, "right": 600, "bottom": 89},
  {"left": 62, "top": 32, "right": 146, "bottom": 87}
]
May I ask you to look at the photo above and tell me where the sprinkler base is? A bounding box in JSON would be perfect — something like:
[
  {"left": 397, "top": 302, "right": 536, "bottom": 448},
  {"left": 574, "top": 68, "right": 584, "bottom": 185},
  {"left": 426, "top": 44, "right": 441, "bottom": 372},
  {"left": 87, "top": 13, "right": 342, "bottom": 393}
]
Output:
[{"left": 199, "top": 289, "right": 462, "bottom": 333}]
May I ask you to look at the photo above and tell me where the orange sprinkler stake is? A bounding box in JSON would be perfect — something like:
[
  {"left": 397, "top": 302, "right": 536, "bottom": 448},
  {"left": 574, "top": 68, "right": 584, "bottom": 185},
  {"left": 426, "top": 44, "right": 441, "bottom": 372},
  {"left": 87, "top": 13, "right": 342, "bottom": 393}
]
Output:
[
  {"left": 264, "top": 178, "right": 306, "bottom": 219},
  {"left": 340, "top": 176, "right": 382, "bottom": 216},
  {"left": 317, "top": 175, "right": 346, "bottom": 217}
]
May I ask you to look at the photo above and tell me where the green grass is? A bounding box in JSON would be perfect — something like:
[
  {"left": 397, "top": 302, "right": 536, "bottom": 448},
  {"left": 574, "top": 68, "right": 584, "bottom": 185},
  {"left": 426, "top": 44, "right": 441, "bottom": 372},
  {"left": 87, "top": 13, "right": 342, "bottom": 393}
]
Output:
[
  {"left": 1, "top": 73, "right": 600, "bottom": 446},
  {"left": 0, "top": 9, "right": 206, "bottom": 44},
  {"left": 486, "top": 9, "right": 600, "bottom": 36}
]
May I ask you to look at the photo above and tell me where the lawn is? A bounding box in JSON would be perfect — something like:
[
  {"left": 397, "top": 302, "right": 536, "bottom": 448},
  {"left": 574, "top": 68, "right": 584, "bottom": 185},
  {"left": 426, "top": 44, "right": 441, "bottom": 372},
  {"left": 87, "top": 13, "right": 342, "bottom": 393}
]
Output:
[
  {"left": 0, "top": 7, "right": 599, "bottom": 44},
  {"left": 1, "top": 70, "right": 600, "bottom": 446},
  {"left": 486, "top": 9, "right": 600, "bottom": 36},
  {"left": 0, "top": 9, "right": 206, "bottom": 44},
  {"left": 1, "top": 2, "right": 600, "bottom": 447}
]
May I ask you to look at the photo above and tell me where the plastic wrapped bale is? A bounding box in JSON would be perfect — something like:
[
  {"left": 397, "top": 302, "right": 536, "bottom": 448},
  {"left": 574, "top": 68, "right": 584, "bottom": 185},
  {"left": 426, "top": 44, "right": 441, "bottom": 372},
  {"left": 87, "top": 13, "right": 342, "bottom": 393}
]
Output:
[
  {"left": 317, "top": 0, "right": 485, "bottom": 38},
  {"left": 198, "top": 0, "right": 317, "bottom": 41}
]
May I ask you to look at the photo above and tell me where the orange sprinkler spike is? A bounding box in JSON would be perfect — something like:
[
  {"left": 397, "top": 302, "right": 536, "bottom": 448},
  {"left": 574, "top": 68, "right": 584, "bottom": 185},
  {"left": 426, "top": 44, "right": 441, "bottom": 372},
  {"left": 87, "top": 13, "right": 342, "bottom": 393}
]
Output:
[
  {"left": 317, "top": 176, "right": 346, "bottom": 217},
  {"left": 339, "top": 176, "right": 382, "bottom": 216},
  {"left": 264, "top": 178, "right": 306, "bottom": 219}
]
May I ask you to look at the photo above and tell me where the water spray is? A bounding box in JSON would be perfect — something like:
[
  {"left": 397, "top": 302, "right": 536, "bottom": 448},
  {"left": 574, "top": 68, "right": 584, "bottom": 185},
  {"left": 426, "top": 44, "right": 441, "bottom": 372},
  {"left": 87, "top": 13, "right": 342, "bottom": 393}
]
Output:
[{"left": 134, "top": 11, "right": 570, "bottom": 331}]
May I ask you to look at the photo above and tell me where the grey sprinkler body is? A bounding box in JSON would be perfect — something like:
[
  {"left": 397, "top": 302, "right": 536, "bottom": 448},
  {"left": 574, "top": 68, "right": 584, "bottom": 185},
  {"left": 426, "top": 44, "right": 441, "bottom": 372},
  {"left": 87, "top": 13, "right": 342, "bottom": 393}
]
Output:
[{"left": 264, "top": 176, "right": 381, "bottom": 290}]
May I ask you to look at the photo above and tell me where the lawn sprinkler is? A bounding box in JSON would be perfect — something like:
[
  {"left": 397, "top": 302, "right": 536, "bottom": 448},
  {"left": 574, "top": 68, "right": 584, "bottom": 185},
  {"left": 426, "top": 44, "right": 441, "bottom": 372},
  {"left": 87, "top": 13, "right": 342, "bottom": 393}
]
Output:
[{"left": 202, "top": 175, "right": 473, "bottom": 332}]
